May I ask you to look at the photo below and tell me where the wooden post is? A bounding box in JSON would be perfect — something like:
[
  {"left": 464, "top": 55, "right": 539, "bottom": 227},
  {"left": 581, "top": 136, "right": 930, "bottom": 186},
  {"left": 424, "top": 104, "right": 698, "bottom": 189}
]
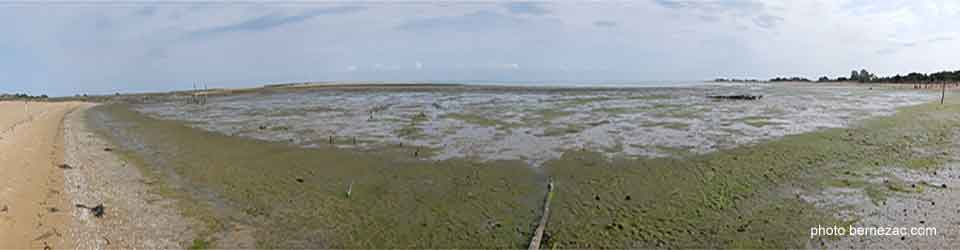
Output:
[
  {"left": 941, "top": 81, "right": 946, "bottom": 105},
  {"left": 346, "top": 180, "right": 354, "bottom": 198},
  {"left": 529, "top": 180, "right": 555, "bottom": 250}
]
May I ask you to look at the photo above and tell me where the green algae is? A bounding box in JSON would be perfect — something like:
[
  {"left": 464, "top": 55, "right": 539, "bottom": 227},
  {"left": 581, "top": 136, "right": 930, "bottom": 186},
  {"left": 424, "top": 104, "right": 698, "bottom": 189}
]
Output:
[
  {"left": 541, "top": 125, "right": 585, "bottom": 137},
  {"left": 627, "top": 94, "right": 672, "bottom": 100},
  {"left": 534, "top": 109, "right": 572, "bottom": 121},
  {"left": 648, "top": 121, "right": 690, "bottom": 130},
  {"left": 443, "top": 113, "right": 517, "bottom": 129},
  {"left": 559, "top": 96, "right": 615, "bottom": 107},
  {"left": 543, "top": 98, "right": 960, "bottom": 248},
  {"left": 89, "top": 104, "right": 543, "bottom": 249},
  {"left": 737, "top": 116, "right": 782, "bottom": 128}
]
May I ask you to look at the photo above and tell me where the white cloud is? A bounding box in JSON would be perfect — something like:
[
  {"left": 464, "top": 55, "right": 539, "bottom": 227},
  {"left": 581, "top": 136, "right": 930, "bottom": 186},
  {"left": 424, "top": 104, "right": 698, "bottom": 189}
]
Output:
[{"left": 0, "top": 1, "right": 958, "bottom": 95}]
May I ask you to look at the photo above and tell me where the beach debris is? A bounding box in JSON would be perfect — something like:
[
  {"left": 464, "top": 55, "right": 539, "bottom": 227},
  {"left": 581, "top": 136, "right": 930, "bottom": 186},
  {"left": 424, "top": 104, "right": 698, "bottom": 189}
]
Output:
[
  {"left": 57, "top": 163, "right": 73, "bottom": 169},
  {"left": 103, "top": 147, "right": 113, "bottom": 152},
  {"left": 258, "top": 125, "right": 267, "bottom": 130},
  {"left": 295, "top": 178, "right": 304, "bottom": 183},
  {"left": 708, "top": 95, "right": 763, "bottom": 100},
  {"left": 1, "top": 205, "right": 7, "bottom": 213},
  {"left": 75, "top": 204, "right": 105, "bottom": 218},
  {"left": 47, "top": 207, "right": 59, "bottom": 213}
]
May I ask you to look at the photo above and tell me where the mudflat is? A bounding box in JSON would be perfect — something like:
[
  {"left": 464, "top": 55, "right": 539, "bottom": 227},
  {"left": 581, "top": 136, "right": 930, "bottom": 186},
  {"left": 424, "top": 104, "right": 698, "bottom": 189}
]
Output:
[
  {"left": 0, "top": 101, "right": 85, "bottom": 249},
  {"left": 82, "top": 83, "right": 960, "bottom": 248}
]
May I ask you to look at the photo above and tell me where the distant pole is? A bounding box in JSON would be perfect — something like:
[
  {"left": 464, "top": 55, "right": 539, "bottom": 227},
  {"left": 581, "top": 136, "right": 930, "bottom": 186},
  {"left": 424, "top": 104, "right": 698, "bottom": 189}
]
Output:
[{"left": 941, "top": 81, "right": 946, "bottom": 105}]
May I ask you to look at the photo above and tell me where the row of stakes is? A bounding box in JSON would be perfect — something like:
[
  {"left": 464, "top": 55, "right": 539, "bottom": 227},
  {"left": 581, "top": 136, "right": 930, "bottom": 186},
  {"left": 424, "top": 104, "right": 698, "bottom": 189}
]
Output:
[{"left": 326, "top": 135, "right": 422, "bottom": 157}]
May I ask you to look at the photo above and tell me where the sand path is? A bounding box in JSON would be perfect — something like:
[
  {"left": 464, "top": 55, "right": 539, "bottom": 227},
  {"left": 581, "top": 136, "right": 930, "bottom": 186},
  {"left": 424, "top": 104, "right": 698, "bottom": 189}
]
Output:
[{"left": 0, "top": 101, "right": 84, "bottom": 249}]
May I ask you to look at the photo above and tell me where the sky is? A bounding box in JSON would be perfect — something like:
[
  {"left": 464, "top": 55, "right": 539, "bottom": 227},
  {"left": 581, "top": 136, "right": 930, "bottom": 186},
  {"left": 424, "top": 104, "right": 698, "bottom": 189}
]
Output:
[{"left": 0, "top": 0, "right": 958, "bottom": 96}]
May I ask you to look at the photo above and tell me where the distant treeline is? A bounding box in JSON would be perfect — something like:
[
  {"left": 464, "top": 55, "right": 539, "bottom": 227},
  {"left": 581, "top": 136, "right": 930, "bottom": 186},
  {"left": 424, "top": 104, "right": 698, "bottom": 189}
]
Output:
[
  {"left": 770, "top": 77, "right": 813, "bottom": 82},
  {"left": 0, "top": 93, "right": 49, "bottom": 100},
  {"left": 818, "top": 69, "right": 960, "bottom": 83},
  {"left": 719, "top": 69, "right": 960, "bottom": 84},
  {"left": 713, "top": 78, "right": 762, "bottom": 83}
]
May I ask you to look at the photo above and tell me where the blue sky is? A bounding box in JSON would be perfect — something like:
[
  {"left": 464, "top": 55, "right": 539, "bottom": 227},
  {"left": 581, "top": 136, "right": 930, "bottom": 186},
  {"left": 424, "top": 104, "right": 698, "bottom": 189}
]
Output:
[{"left": 0, "top": 0, "right": 958, "bottom": 96}]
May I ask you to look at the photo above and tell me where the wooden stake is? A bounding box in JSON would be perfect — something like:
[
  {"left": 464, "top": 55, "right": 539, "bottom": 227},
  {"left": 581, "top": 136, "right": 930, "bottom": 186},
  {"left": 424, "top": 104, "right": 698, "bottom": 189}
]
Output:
[
  {"left": 346, "top": 180, "right": 354, "bottom": 198},
  {"left": 529, "top": 179, "right": 555, "bottom": 250},
  {"left": 941, "top": 81, "right": 946, "bottom": 105}
]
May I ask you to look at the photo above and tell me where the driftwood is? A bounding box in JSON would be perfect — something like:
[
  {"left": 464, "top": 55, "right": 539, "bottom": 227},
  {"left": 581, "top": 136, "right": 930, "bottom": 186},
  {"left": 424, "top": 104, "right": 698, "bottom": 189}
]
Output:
[
  {"left": 708, "top": 95, "right": 763, "bottom": 100},
  {"left": 528, "top": 180, "right": 555, "bottom": 250}
]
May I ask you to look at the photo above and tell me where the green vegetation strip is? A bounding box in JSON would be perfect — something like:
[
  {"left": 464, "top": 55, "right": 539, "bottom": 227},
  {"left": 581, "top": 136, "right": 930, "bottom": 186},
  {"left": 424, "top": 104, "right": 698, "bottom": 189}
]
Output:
[{"left": 89, "top": 105, "right": 544, "bottom": 248}]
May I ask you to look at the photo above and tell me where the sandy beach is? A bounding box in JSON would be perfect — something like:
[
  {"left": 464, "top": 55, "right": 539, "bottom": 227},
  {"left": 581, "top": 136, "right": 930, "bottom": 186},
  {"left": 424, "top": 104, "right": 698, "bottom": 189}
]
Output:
[
  {"left": 0, "top": 101, "right": 82, "bottom": 249},
  {"left": 0, "top": 102, "right": 198, "bottom": 249}
]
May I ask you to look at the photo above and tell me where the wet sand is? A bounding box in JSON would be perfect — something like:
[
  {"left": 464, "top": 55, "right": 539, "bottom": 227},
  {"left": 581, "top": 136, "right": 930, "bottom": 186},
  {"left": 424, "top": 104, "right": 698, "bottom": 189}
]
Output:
[{"left": 0, "top": 101, "right": 82, "bottom": 249}]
